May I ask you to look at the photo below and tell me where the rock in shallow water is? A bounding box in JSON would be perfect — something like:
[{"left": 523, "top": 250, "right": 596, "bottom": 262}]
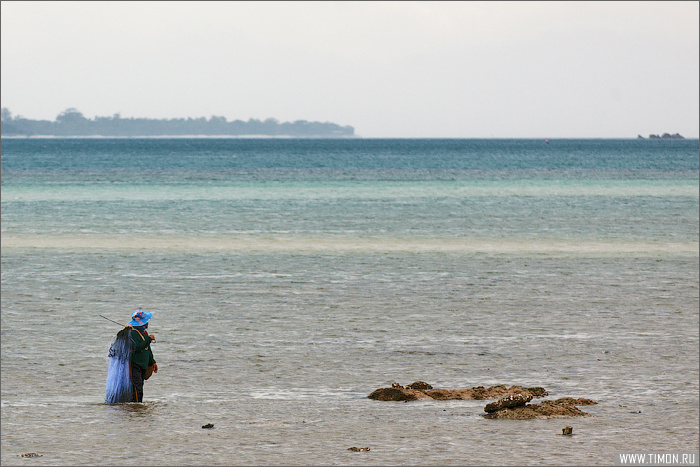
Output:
[
  {"left": 366, "top": 382, "right": 596, "bottom": 419},
  {"left": 405, "top": 381, "right": 433, "bottom": 390},
  {"left": 368, "top": 383, "right": 547, "bottom": 401},
  {"left": 484, "top": 393, "right": 533, "bottom": 413},
  {"left": 367, "top": 387, "right": 433, "bottom": 401},
  {"left": 483, "top": 397, "right": 598, "bottom": 420}
]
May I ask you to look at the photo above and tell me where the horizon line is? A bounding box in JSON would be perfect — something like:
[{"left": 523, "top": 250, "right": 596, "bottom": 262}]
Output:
[{"left": 2, "top": 135, "right": 698, "bottom": 140}]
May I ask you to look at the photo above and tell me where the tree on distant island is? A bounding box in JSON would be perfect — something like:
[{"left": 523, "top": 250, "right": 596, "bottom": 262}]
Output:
[
  {"left": 637, "top": 133, "right": 685, "bottom": 139},
  {"left": 0, "top": 108, "right": 355, "bottom": 137}
]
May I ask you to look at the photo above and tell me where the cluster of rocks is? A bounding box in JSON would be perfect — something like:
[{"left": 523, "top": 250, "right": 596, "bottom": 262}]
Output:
[
  {"left": 637, "top": 133, "right": 685, "bottom": 139},
  {"left": 368, "top": 382, "right": 547, "bottom": 402},
  {"left": 483, "top": 396, "right": 597, "bottom": 420},
  {"left": 368, "top": 382, "right": 596, "bottom": 420}
]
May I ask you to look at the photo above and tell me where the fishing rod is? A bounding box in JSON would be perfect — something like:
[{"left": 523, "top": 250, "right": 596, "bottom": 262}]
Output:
[
  {"left": 100, "top": 315, "right": 156, "bottom": 342},
  {"left": 100, "top": 315, "right": 127, "bottom": 327}
]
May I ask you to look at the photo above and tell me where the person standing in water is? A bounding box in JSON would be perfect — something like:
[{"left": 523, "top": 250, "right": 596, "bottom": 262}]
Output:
[{"left": 128, "top": 310, "right": 158, "bottom": 402}]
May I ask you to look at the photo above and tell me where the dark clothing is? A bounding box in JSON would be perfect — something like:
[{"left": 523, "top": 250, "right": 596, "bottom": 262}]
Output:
[
  {"left": 129, "top": 328, "right": 156, "bottom": 402},
  {"left": 129, "top": 328, "right": 156, "bottom": 370},
  {"left": 131, "top": 362, "right": 146, "bottom": 402}
]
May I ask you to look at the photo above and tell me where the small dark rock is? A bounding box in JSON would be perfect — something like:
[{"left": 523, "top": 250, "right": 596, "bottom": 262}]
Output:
[
  {"left": 556, "top": 397, "right": 597, "bottom": 406},
  {"left": 562, "top": 426, "right": 573, "bottom": 435},
  {"left": 405, "top": 381, "right": 433, "bottom": 390},
  {"left": 527, "top": 387, "right": 549, "bottom": 398},
  {"left": 367, "top": 387, "right": 431, "bottom": 401},
  {"left": 348, "top": 446, "right": 370, "bottom": 452},
  {"left": 202, "top": 423, "right": 214, "bottom": 429},
  {"left": 19, "top": 453, "right": 42, "bottom": 458},
  {"left": 484, "top": 394, "right": 532, "bottom": 413}
]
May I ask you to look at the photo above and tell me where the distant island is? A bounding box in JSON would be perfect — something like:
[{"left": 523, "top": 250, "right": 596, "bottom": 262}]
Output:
[
  {"left": 637, "top": 133, "right": 685, "bottom": 139},
  {"left": 0, "top": 108, "right": 354, "bottom": 138}
]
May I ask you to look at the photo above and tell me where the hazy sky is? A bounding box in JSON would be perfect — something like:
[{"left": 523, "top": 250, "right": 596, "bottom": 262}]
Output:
[{"left": 2, "top": 1, "right": 698, "bottom": 137}]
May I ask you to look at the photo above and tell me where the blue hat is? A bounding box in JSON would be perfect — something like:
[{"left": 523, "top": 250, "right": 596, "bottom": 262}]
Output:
[{"left": 128, "top": 309, "right": 153, "bottom": 327}]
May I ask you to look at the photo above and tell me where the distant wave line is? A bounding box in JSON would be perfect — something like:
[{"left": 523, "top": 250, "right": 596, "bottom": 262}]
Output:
[
  {"left": 2, "top": 180, "right": 698, "bottom": 202},
  {"left": 2, "top": 235, "right": 697, "bottom": 255}
]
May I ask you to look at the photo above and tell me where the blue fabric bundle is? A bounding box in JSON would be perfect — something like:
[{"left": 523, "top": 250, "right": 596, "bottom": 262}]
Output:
[{"left": 105, "top": 327, "right": 133, "bottom": 403}]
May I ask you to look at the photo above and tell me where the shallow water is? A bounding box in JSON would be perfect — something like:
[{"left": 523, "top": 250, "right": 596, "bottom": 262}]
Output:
[{"left": 1, "top": 138, "right": 698, "bottom": 465}]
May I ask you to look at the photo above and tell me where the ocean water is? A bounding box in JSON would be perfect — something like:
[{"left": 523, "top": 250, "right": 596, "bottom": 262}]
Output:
[{"left": 1, "top": 138, "right": 698, "bottom": 466}]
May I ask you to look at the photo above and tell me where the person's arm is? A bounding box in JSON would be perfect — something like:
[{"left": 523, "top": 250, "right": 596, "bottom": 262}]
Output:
[
  {"left": 130, "top": 330, "right": 152, "bottom": 352},
  {"left": 148, "top": 354, "right": 158, "bottom": 373}
]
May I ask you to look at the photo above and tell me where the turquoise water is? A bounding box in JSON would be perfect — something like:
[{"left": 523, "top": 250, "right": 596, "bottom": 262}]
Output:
[{"left": 1, "top": 138, "right": 698, "bottom": 465}]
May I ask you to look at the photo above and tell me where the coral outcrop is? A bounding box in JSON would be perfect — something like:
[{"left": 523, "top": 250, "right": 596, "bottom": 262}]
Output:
[
  {"left": 483, "top": 397, "right": 598, "bottom": 420},
  {"left": 368, "top": 382, "right": 548, "bottom": 402}
]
